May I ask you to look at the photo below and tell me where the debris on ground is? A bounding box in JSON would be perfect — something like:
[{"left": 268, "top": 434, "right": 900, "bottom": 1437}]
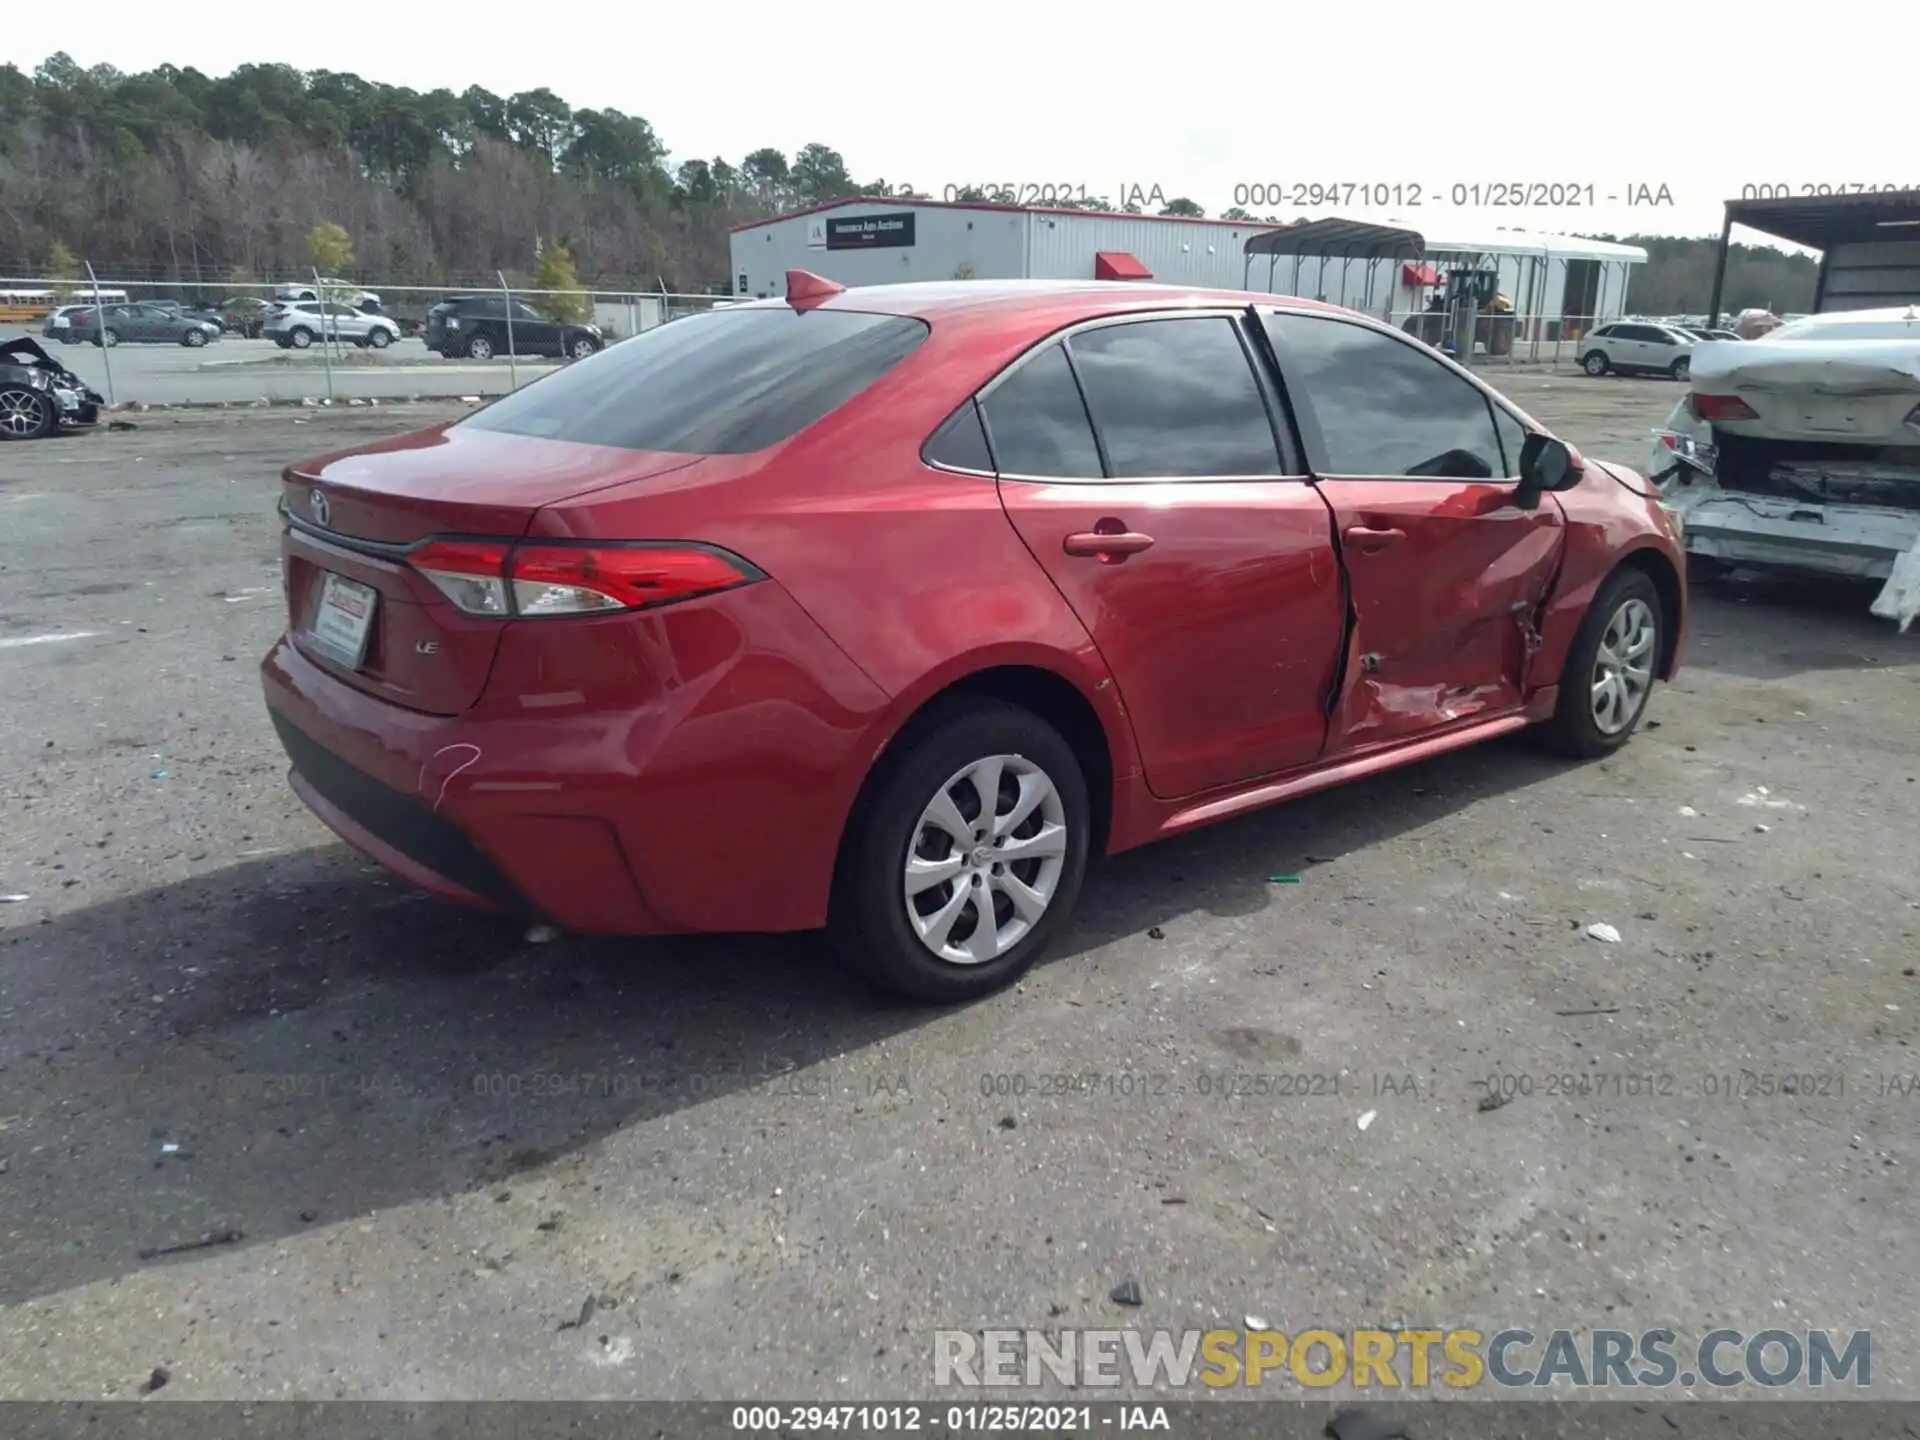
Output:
[
  {"left": 1477, "top": 1090, "right": 1513, "bottom": 1113},
  {"left": 1109, "top": 1278, "right": 1144, "bottom": 1307},
  {"left": 107, "top": 420, "right": 139, "bottom": 432},
  {"left": 1246, "top": 1314, "right": 1272, "bottom": 1330},
  {"left": 1555, "top": 1006, "right": 1621, "bottom": 1017},
  {"left": 559, "top": 1294, "right": 598, "bottom": 1331},
  {"left": 524, "top": 923, "right": 561, "bottom": 944},
  {"left": 1146, "top": 926, "right": 1165, "bottom": 940},
  {"left": 137, "top": 1227, "right": 242, "bottom": 1261},
  {"left": 149, "top": 770, "right": 169, "bottom": 780},
  {"left": 138, "top": 1367, "right": 170, "bottom": 1396},
  {"left": 996, "top": 1115, "right": 1017, "bottom": 1130},
  {"left": 1324, "top": 1405, "right": 1409, "bottom": 1440},
  {"left": 0, "top": 893, "right": 28, "bottom": 904},
  {"left": 1586, "top": 922, "right": 1622, "bottom": 943},
  {"left": 1268, "top": 874, "right": 1302, "bottom": 885},
  {"left": 1356, "top": 1110, "right": 1378, "bottom": 1131}
]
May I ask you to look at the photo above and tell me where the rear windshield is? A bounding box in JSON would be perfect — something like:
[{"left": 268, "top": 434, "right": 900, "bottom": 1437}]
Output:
[{"left": 457, "top": 307, "right": 929, "bottom": 454}]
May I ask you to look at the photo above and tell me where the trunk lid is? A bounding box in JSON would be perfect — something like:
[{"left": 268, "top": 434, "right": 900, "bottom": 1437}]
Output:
[
  {"left": 1689, "top": 338, "right": 1920, "bottom": 446},
  {"left": 281, "top": 424, "right": 703, "bottom": 714}
]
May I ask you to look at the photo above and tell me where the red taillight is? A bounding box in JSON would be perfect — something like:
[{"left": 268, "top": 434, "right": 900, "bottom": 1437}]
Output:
[
  {"left": 1690, "top": 393, "right": 1758, "bottom": 422},
  {"left": 408, "top": 540, "right": 757, "bottom": 618}
]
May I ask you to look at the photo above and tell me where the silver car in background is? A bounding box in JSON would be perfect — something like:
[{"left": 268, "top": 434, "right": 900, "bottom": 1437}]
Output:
[{"left": 262, "top": 301, "right": 402, "bottom": 350}]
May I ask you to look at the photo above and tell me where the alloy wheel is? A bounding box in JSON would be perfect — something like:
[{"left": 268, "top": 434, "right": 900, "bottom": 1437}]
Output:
[
  {"left": 903, "top": 753, "right": 1069, "bottom": 965},
  {"left": 1591, "top": 597, "right": 1656, "bottom": 735},
  {"left": 0, "top": 389, "right": 50, "bottom": 439}
]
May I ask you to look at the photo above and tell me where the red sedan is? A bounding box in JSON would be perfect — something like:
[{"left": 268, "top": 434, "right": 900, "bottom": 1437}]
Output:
[{"left": 261, "top": 272, "right": 1685, "bottom": 1001}]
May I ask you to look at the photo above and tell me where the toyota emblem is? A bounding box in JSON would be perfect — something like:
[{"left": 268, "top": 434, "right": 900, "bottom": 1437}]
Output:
[{"left": 310, "top": 488, "right": 330, "bottom": 527}]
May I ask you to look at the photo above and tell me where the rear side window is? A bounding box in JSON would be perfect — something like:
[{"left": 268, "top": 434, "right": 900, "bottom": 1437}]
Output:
[
  {"left": 459, "top": 307, "right": 929, "bottom": 455},
  {"left": 1262, "top": 311, "right": 1502, "bottom": 480},
  {"left": 1067, "top": 317, "right": 1285, "bottom": 477},
  {"left": 925, "top": 400, "right": 995, "bottom": 472},
  {"left": 979, "top": 343, "right": 1104, "bottom": 479}
]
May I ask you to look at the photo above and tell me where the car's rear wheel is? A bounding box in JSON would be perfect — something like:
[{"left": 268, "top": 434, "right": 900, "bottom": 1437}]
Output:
[
  {"left": 369, "top": 328, "right": 392, "bottom": 349},
  {"left": 289, "top": 327, "right": 314, "bottom": 349},
  {"left": 1536, "top": 568, "right": 1664, "bottom": 759},
  {"left": 182, "top": 328, "right": 208, "bottom": 348},
  {"left": 831, "top": 699, "right": 1090, "bottom": 1003},
  {"left": 0, "top": 385, "right": 56, "bottom": 441},
  {"left": 1669, "top": 357, "right": 1690, "bottom": 381},
  {"left": 96, "top": 329, "right": 119, "bottom": 348},
  {"left": 1581, "top": 350, "right": 1609, "bottom": 376},
  {"left": 465, "top": 334, "right": 494, "bottom": 361}
]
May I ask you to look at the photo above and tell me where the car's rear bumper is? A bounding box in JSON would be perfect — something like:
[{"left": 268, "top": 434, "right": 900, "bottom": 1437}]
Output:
[{"left": 259, "top": 582, "right": 891, "bottom": 936}]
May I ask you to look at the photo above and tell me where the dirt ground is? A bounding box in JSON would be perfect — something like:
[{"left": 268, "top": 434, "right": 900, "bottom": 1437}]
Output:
[{"left": 1, "top": 374, "right": 1916, "bottom": 1407}]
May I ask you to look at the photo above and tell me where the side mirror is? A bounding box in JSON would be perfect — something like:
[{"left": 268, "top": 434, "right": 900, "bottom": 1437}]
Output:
[{"left": 1515, "top": 434, "right": 1580, "bottom": 511}]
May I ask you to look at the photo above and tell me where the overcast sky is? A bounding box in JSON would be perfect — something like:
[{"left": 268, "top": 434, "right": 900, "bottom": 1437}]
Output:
[{"left": 7, "top": 1, "right": 1898, "bottom": 244}]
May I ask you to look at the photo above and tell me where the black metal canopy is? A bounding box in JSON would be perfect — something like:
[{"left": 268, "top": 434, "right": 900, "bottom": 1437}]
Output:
[
  {"left": 1708, "top": 189, "right": 1920, "bottom": 320},
  {"left": 1242, "top": 218, "right": 1425, "bottom": 259},
  {"left": 1723, "top": 188, "right": 1920, "bottom": 251}
]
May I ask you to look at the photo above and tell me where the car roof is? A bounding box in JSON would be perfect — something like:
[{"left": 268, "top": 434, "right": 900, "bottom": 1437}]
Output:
[{"left": 737, "top": 278, "right": 1360, "bottom": 329}]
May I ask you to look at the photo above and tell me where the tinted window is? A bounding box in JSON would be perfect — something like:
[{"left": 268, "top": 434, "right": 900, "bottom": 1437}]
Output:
[
  {"left": 1262, "top": 312, "right": 1502, "bottom": 480},
  {"left": 509, "top": 301, "right": 545, "bottom": 322},
  {"left": 925, "top": 400, "right": 995, "bottom": 472},
  {"left": 979, "top": 343, "right": 1103, "bottom": 479},
  {"left": 1067, "top": 318, "right": 1284, "bottom": 477},
  {"left": 460, "top": 307, "right": 928, "bottom": 455},
  {"left": 1492, "top": 406, "right": 1529, "bottom": 478}
]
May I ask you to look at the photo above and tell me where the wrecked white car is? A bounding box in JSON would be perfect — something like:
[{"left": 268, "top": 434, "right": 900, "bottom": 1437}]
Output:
[{"left": 1649, "top": 306, "right": 1920, "bottom": 629}]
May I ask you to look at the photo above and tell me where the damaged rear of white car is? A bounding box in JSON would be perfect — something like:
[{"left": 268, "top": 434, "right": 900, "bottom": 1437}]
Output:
[{"left": 1649, "top": 306, "right": 1920, "bottom": 629}]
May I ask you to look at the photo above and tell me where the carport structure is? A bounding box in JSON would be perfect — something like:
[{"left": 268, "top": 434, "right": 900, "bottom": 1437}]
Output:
[
  {"left": 1242, "top": 218, "right": 1430, "bottom": 317},
  {"left": 1706, "top": 188, "right": 1920, "bottom": 318}
]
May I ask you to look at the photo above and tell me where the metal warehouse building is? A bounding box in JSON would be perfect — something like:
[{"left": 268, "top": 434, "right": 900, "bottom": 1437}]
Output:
[{"left": 730, "top": 198, "right": 1645, "bottom": 336}]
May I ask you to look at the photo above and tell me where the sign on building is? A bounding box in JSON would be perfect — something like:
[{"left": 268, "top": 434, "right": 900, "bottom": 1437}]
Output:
[
  {"left": 826, "top": 212, "right": 917, "bottom": 250},
  {"left": 806, "top": 218, "right": 827, "bottom": 249}
]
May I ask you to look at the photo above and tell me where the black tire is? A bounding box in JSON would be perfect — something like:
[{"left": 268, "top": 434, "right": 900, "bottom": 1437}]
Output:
[
  {"left": 97, "top": 329, "right": 119, "bottom": 348},
  {"left": 289, "top": 327, "right": 314, "bottom": 350},
  {"left": 1669, "top": 357, "right": 1690, "bottom": 381},
  {"left": 1580, "top": 350, "right": 1609, "bottom": 376},
  {"left": 568, "top": 334, "right": 600, "bottom": 360},
  {"left": 465, "top": 334, "right": 495, "bottom": 360},
  {"left": 829, "top": 698, "right": 1091, "bottom": 1003},
  {"left": 182, "top": 328, "right": 208, "bottom": 347},
  {"left": 0, "top": 384, "right": 57, "bottom": 441},
  {"left": 368, "top": 328, "right": 392, "bottom": 349},
  {"left": 1535, "top": 567, "right": 1665, "bottom": 759}
]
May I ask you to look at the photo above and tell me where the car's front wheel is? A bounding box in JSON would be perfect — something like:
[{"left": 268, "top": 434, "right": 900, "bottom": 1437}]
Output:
[
  {"left": 0, "top": 385, "right": 56, "bottom": 441},
  {"left": 1669, "top": 357, "right": 1690, "bottom": 381},
  {"left": 182, "top": 328, "right": 208, "bottom": 348},
  {"left": 1536, "top": 567, "right": 1665, "bottom": 759},
  {"left": 831, "top": 699, "right": 1090, "bottom": 1003},
  {"left": 368, "top": 328, "right": 392, "bottom": 349},
  {"left": 1581, "top": 350, "right": 1609, "bottom": 376},
  {"left": 569, "top": 334, "right": 600, "bottom": 360}
]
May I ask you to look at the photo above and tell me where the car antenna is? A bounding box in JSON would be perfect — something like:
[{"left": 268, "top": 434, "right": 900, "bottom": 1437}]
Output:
[{"left": 786, "top": 269, "right": 845, "bottom": 310}]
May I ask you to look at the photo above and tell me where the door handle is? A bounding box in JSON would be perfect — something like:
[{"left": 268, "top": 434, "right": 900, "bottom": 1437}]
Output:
[
  {"left": 1063, "top": 525, "right": 1155, "bottom": 563},
  {"left": 1343, "top": 525, "right": 1406, "bottom": 551}
]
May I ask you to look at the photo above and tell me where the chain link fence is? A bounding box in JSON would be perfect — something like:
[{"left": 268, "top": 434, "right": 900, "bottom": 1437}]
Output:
[{"left": 0, "top": 267, "right": 744, "bottom": 407}]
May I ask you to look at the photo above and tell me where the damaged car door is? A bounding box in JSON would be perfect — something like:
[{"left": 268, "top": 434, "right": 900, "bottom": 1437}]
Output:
[{"left": 1256, "top": 308, "right": 1566, "bottom": 752}]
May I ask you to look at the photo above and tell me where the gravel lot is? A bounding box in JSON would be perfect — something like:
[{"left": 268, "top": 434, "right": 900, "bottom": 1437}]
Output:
[{"left": 1, "top": 373, "right": 1917, "bottom": 1406}]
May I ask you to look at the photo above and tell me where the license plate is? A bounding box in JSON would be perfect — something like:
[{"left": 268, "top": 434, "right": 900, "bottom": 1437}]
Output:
[{"left": 309, "top": 572, "right": 377, "bottom": 669}]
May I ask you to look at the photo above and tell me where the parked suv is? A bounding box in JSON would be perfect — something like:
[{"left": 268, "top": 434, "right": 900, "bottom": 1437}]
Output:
[
  {"left": 422, "top": 295, "right": 603, "bottom": 360},
  {"left": 1578, "top": 322, "right": 1696, "bottom": 379},
  {"left": 263, "top": 301, "right": 402, "bottom": 350}
]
